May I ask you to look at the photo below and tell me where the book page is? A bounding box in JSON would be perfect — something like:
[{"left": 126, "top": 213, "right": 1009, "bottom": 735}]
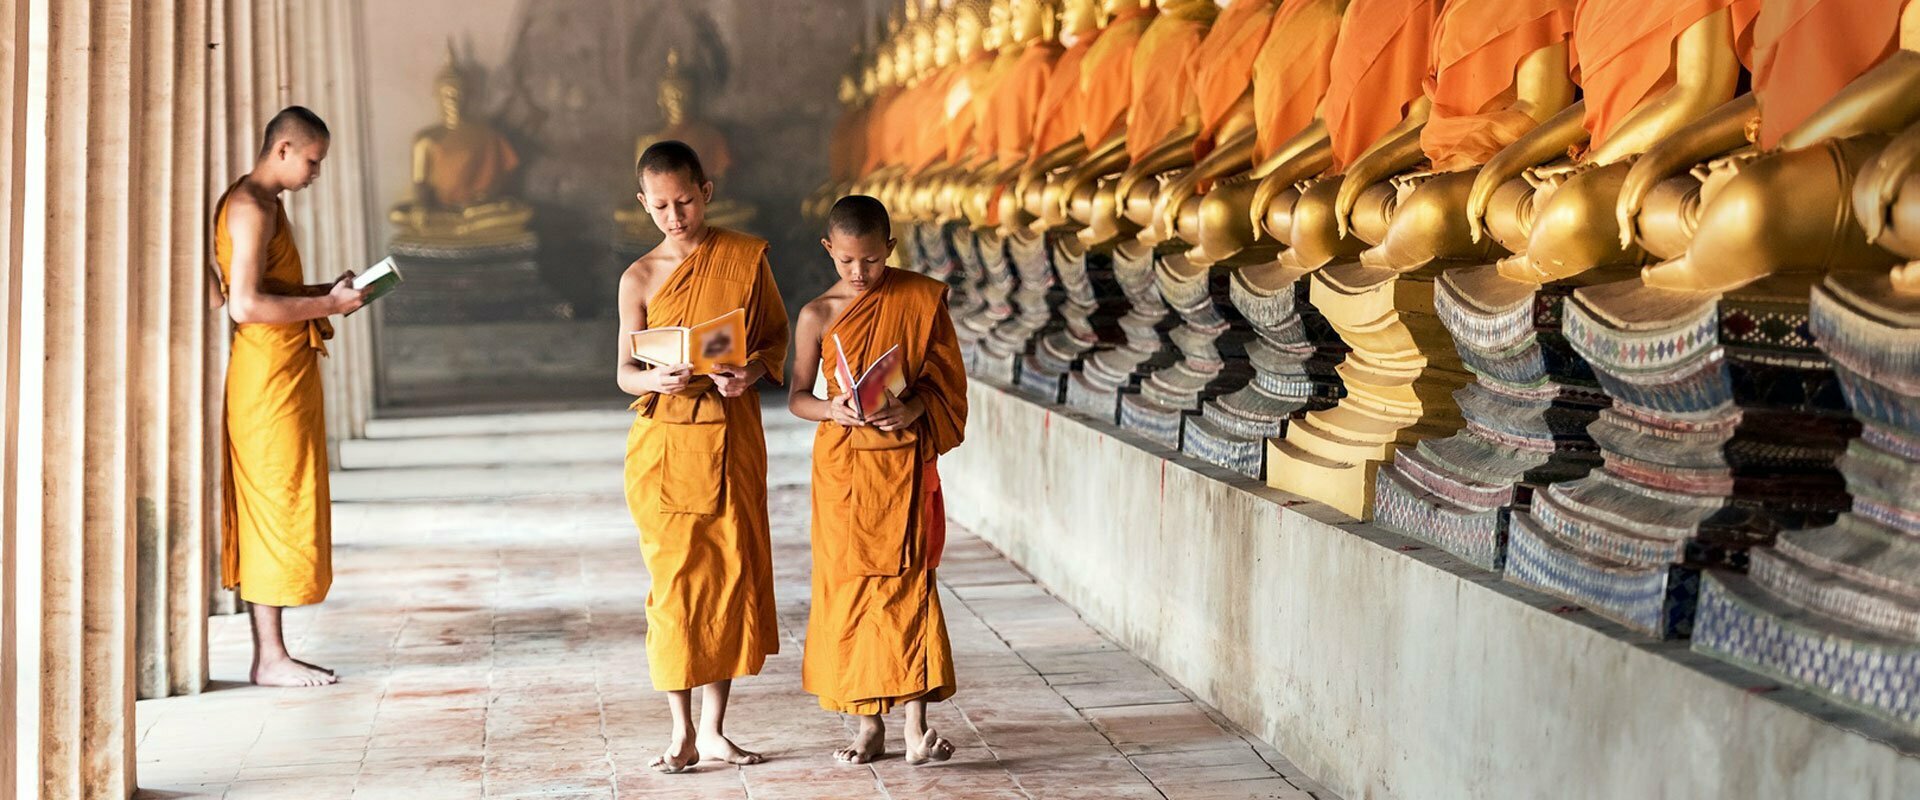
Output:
[
  {"left": 852, "top": 345, "right": 905, "bottom": 418},
  {"left": 628, "top": 328, "right": 689, "bottom": 368},
  {"left": 687, "top": 308, "right": 747, "bottom": 375}
]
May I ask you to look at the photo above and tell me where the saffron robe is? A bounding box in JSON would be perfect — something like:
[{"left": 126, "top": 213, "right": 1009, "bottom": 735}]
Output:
[
  {"left": 215, "top": 184, "right": 333, "bottom": 608},
  {"left": 1324, "top": 0, "right": 1440, "bottom": 171},
  {"left": 1253, "top": 0, "right": 1347, "bottom": 161},
  {"left": 1028, "top": 30, "right": 1099, "bottom": 160},
  {"left": 1126, "top": 11, "right": 1212, "bottom": 163},
  {"left": 625, "top": 227, "right": 790, "bottom": 692},
  {"left": 1421, "top": 0, "right": 1577, "bottom": 171},
  {"left": 1571, "top": 0, "right": 1761, "bottom": 149},
  {"left": 1080, "top": 5, "right": 1157, "bottom": 149},
  {"left": 947, "top": 53, "right": 1001, "bottom": 164},
  {"left": 986, "top": 41, "right": 1063, "bottom": 167},
  {"left": 1749, "top": 0, "right": 1908, "bottom": 149},
  {"left": 803, "top": 269, "right": 968, "bottom": 715},
  {"left": 423, "top": 125, "right": 520, "bottom": 207},
  {"left": 1189, "top": 0, "right": 1280, "bottom": 160}
]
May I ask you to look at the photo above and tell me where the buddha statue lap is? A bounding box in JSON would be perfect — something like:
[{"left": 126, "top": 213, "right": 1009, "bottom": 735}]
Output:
[{"left": 389, "top": 46, "right": 535, "bottom": 258}]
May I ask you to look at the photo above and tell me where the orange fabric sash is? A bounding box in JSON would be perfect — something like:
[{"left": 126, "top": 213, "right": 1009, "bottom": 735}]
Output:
[
  {"left": 1029, "top": 32, "right": 1098, "bottom": 159},
  {"left": 1080, "top": 6, "right": 1157, "bottom": 148},
  {"left": 1324, "top": 0, "right": 1440, "bottom": 171},
  {"left": 1126, "top": 13, "right": 1211, "bottom": 162},
  {"left": 1191, "top": 0, "right": 1280, "bottom": 154},
  {"left": 1254, "top": 0, "right": 1347, "bottom": 162},
  {"left": 1420, "top": 0, "right": 1577, "bottom": 171},
  {"left": 1750, "top": 0, "right": 1908, "bottom": 149},
  {"left": 1571, "top": 0, "right": 1761, "bottom": 148}
]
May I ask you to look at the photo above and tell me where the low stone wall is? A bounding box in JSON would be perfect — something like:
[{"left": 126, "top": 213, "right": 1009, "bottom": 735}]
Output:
[{"left": 943, "top": 381, "right": 1920, "bottom": 800}]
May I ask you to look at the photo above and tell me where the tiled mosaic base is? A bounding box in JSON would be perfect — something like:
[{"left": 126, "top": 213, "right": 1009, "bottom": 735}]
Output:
[
  {"left": 1065, "top": 242, "right": 1177, "bottom": 424},
  {"left": 1507, "top": 514, "right": 1700, "bottom": 635},
  {"left": 1118, "top": 392, "right": 1190, "bottom": 450},
  {"left": 1374, "top": 459, "right": 1508, "bottom": 570},
  {"left": 1695, "top": 572, "right": 1920, "bottom": 728}
]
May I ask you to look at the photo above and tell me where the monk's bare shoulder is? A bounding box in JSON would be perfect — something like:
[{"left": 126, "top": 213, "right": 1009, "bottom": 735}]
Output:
[
  {"left": 620, "top": 249, "right": 679, "bottom": 307},
  {"left": 224, "top": 187, "right": 271, "bottom": 230},
  {"left": 797, "top": 291, "right": 850, "bottom": 336}
]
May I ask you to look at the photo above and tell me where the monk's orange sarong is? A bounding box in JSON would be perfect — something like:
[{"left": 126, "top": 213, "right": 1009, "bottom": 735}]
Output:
[
  {"left": 803, "top": 269, "right": 968, "bottom": 715},
  {"left": 625, "top": 227, "right": 790, "bottom": 692},
  {"left": 215, "top": 184, "right": 333, "bottom": 608}
]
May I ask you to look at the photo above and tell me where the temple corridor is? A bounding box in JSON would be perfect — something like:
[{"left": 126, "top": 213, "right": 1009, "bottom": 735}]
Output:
[{"left": 132, "top": 407, "right": 1328, "bottom": 800}]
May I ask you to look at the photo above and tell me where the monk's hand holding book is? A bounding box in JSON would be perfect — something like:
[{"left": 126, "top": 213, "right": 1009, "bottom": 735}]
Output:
[
  {"left": 327, "top": 273, "right": 370, "bottom": 316},
  {"left": 865, "top": 392, "right": 924, "bottom": 433},
  {"left": 827, "top": 391, "right": 868, "bottom": 429},
  {"left": 644, "top": 363, "right": 695, "bottom": 395},
  {"left": 709, "top": 362, "right": 763, "bottom": 398}
]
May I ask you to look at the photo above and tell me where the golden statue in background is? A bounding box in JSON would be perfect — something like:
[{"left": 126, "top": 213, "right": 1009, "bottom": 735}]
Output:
[
  {"left": 617, "top": 48, "right": 755, "bottom": 244},
  {"left": 389, "top": 44, "right": 534, "bottom": 250}
]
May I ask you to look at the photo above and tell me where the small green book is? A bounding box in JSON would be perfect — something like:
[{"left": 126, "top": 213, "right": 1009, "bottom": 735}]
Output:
[{"left": 348, "top": 257, "right": 404, "bottom": 315}]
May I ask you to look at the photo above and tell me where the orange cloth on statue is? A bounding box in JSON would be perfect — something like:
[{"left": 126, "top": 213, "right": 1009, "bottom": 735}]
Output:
[
  {"left": 862, "top": 88, "right": 899, "bottom": 173},
  {"left": 1125, "top": 12, "right": 1211, "bottom": 163},
  {"left": 946, "top": 53, "right": 1000, "bottom": 164},
  {"left": 214, "top": 183, "right": 333, "bottom": 608},
  {"left": 1420, "top": 0, "right": 1577, "bottom": 171},
  {"left": 911, "top": 70, "right": 956, "bottom": 170},
  {"left": 1191, "top": 0, "right": 1280, "bottom": 158},
  {"left": 1029, "top": 30, "right": 1099, "bottom": 160},
  {"left": 1080, "top": 5, "right": 1157, "bottom": 149},
  {"left": 987, "top": 42, "right": 1062, "bottom": 167},
  {"left": 424, "top": 125, "right": 519, "bottom": 207},
  {"left": 1750, "top": 0, "right": 1908, "bottom": 150},
  {"left": 1253, "top": 0, "right": 1347, "bottom": 162},
  {"left": 1571, "top": 0, "right": 1761, "bottom": 149},
  {"left": 830, "top": 104, "right": 867, "bottom": 182},
  {"left": 803, "top": 269, "right": 968, "bottom": 715},
  {"left": 624, "top": 227, "right": 790, "bottom": 692},
  {"left": 1324, "top": 0, "right": 1440, "bottom": 171}
]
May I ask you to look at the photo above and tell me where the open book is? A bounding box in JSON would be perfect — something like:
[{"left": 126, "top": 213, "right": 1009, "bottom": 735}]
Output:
[
  {"left": 833, "top": 334, "right": 908, "bottom": 418},
  {"left": 346, "top": 257, "right": 403, "bottom": 316},
  {"left": 629, "top": 308, "right": 747, "bottom": 375}
]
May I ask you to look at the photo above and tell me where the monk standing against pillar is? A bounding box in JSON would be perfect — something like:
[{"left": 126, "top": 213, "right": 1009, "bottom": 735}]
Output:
[
  {"left": 617, "top": 140, "right": 788, "bottom": 773},
  {"left": 789, "top": 196, "right": 967, "bottom": 765},
  {"left": 212, "top": 106, "right": 367, "bottom": 688}
]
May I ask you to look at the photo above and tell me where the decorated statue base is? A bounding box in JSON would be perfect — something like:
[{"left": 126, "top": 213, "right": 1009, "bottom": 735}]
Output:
[
  {"left": 1117, "top": 255, "right": 1254, "bottom": 450},
  {"left": 1504, "top": 276, "right": 1853, "bottom": 638},
  {"left": 1017, "top": 237, "right": 1124, "bottom": 404},
  {"left": 1064, "top": 240, "right": 1179, "bottom": 423},
  {"left": 1182, "top": 259, "right": 1345, "bottom": 480},
  {"left": 1692, "top": 271, "right": 1920, "bottom": 729},
  {"left": 1266, "top": 261, "right": 1473, "bottom": 519},
  {"left": 957, "top": 228, "right": 1017, "bottom": 380},
  {"left": 982, "top": 230, "right": 1060, "bottom": 388},
  {"left": 1371, "top": 264, "right": 1611, "bottom": 570}
]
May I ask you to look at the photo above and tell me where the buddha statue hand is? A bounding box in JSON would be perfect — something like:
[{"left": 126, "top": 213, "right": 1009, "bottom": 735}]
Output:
[{"left": 1855, "top": 121, "right": 1920, "bottom": 246}]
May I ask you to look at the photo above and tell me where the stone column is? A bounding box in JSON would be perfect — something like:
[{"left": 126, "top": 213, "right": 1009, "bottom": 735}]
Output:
[
  {"left": 2, "top": 2, "right": 26, "bottom": 793},
  {"left": 12, "top": 1, "right": 141, "bottom": 796}
]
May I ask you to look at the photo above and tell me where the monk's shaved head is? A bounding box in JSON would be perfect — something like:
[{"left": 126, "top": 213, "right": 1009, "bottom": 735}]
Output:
[
  {"left": 637, "top": 140, "right": 708, "bottom": 190},
  {"left": 259, "top": 105, "right": 330, "bottom": 158},
  {"left": 827, "top": 195, "right": 891, "bottom": 241}
]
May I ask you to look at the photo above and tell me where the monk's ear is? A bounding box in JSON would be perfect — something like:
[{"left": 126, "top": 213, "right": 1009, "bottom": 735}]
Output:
[
  {"left": 886, "top": 237, "right": 897, "bottom": 255},
  {"left": 701, "top": 181, "right": 714, "bottom": 202},
  {"left": 820, "top": 237, "right": 834, "bottom": 255}
]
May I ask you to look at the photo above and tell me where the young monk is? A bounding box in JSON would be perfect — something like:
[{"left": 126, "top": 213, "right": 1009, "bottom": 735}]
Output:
[
  {"left": 212, "top": 106, "right": 368, "bottom": 687},
  {"left": 789, "top": 196, "right": 967, "bottom": 765},
  {"left": 616, "top": 140, "right": 788, "bottom": 773}
]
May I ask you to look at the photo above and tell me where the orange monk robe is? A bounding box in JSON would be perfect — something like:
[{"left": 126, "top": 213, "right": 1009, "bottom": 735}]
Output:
[
  {"left": 426, "top": 126, "right": 520, "bottom": 206},
  {"left": 214, "top": 185, "right": 333, "bottom": 607},
  {"left": 1749, "top": 0, "right": 1908, "bottom": 150},
  {"left": 914, "top": 68, "right": 962, "bottom": 171},
  {"left": 1188, "top": 0, "right": 1280, "bottom": 161},
  {"left": 862, "top": 87, "right": 900, "bottom": 174},
  {"left": 625, "top": 227, "right": 790, "bottom": 692},
  {"left": 1323, "top": 0, "right": 1440, "bottom": 171},
  {"left": 1027, "top": 28, "right": 1100, "bottom": 160},
  {"left": 1252, "top": 0, "right": 1347, "bottom": 162},
  {"left": 946, "top": 53, "right": 1001, "bottom": 165},
  {"left": 1078, "top": 5, "right": 1157, "bottom": 149},
  {"left": 1125, "top": 12, "right": 1211, "bottom": 163},
  {"left": 986, "top": 42, "right": 1063, "bottom": 167},
  {"left": 803, "top": 269, "right": 968, "bottom": 715},
  {"left": 1571, "top": 0, "right": 1760, "bottom": 150},
  {"left": 1420, "top": 0, "right": 1577, "bottom": 171}
]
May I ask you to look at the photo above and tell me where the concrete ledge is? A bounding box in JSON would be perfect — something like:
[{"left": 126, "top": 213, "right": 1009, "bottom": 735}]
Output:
[{"left": 944, "top": 380, "right": 1920, "bottom": 800}]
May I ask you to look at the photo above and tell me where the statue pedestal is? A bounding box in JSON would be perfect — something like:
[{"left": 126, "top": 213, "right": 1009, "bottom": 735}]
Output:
[
  {"left": 1370, "top": 265, "right": 1610, "bottom": 570},
  {"left": 1266, "top": 261, "right": 1472, "bottom": 519},
  {"left": 1181, "top": 259, "right": 1345, "bottom": 480},
  {"left": 982, "top": 230, "right": 1060, "bottom": 392},
  {"left": 1017, "top": 236, "right": 1125, "bottom": 404},
  {"left": 1117, "top": 255, "right": 1254, "bottom": 450},
  {"left": 1505, "top": 277, "right": 1854, "bottom": 638},
  {"left": 1693, "top": 272, "right": 1920, "bottom": 728},
  {"left": 956, "top": 229, "right": 1017, "bottom": 381},
  {"left": 1064, "top": 240, "right": 1179, "bottom": 423}
]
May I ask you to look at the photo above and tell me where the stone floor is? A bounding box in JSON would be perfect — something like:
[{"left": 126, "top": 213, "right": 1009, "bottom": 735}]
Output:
[{"left": 135, "top": 406, "right": 1330, "bottom": 799}]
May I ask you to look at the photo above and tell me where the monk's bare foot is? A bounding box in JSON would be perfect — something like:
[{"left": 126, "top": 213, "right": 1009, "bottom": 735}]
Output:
[
  {"left": 649, "top": 736, "right": 700, "bottom": 774},
  {"left": 250, "top": 657, "right": 338, "bottom": 687},
  {"left": 904, "top": 726, "right": 954, "bottom": 765},
  {"left": 290, "top": 658, "right": 335, "bottom": 676},
  {"left": 697, "top": 733, "right": 765, "bottom": 766},
  {"left": 834, "top": 719, "right": 885, "bottom": 765}
]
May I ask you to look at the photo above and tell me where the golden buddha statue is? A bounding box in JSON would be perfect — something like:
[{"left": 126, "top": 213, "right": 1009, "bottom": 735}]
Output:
[
  {"left": 617, "top": 49, "right": 753, "bottom": 243},
  {"left": 959, "top": 0, "right": 1062, "bottom": 231},
  {"left": 920, "top": 0, "right": 1005, "bottom": 226},
  {"left": 389, "top": 45, "right": 533, "bottom": 248},
  {"left": 1005, "top": 0, "right": 1103, "bottom": 234},
  {"left": 1048, "top": 0, "right": 1155, "bottom": 242}
]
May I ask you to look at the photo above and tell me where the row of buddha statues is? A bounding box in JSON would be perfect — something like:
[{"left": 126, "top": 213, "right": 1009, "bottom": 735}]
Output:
[
  {"left": 809, "top": 0, "right": 1920, "bottom": 733},
  {"left": 388, "top": 46, "right": 753, "bottom": 261}
]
